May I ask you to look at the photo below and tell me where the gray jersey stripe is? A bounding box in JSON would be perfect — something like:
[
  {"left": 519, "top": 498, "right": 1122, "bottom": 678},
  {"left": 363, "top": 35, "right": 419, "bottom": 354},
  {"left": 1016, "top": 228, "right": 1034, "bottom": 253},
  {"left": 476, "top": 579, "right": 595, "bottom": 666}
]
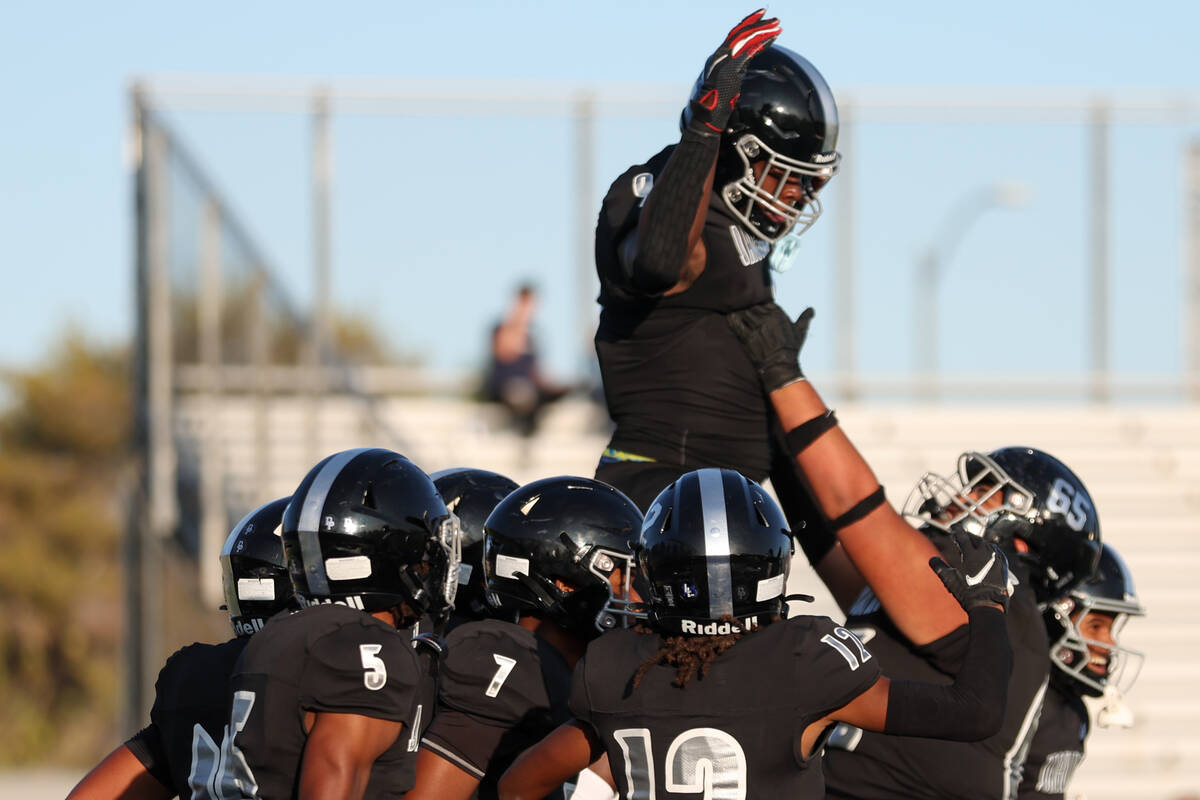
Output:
[
  {"left": 296, "top": 447, "right": 373, "bottom": 597},
  {"left": 697, "top": 468, "right": 734, "bottom": 620},
  {"left": 1002, "top": 676, "right": 1048, "bottom": 800}
]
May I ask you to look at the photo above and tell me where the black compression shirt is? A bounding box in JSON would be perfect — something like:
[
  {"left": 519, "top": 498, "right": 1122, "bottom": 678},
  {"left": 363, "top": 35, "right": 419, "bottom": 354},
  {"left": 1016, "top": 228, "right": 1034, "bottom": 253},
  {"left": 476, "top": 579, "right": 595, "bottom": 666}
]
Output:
[
  {"left": 823, "top": 534, "right": 1051, "bottom": 800},
  {"left": 594, "top": 146, "right": 776, "bottom": 478}
]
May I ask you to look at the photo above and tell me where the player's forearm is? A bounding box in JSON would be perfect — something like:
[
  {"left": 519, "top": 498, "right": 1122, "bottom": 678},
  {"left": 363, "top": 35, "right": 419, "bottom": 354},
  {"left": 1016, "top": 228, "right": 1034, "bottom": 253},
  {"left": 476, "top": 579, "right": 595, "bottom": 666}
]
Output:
[
  {"left": 769, "top": 381, "right": 881, "bottom": 517},
  {"left": 66, "top": 745, "right": 172, "bottom": 800},
  {"left": 770, "top": 381, "right": 968, "bottom": 642},
  {"left": 883, "top": 607, "right": 1012, "bottom": 741},
  {"left": 630, "top": 129, "right": 718, "bottom": 294}
]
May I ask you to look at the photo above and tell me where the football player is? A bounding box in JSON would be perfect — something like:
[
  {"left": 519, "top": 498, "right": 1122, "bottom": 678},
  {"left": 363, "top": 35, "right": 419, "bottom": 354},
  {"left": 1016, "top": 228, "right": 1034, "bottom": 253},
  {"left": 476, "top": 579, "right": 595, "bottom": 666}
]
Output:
[
  {"left": 725, "top": 302, "right": 1102, "bottom": 798},
  {"left": 67, "top": 497, "right": 295, "bottom": 800},
  {"left": 498, "top": 468, "right": 1015, "bottom": 800},
  {"left": 410, "top": 476, "right": 643, "bottom": 800},
  {"left": 226, "top": 448, "right": 460, "bottom": 800},
  {"left": 430, "top": 467, "right": 519, "bottom": 630},
  {"left": 591, "top": 10, "right": 842, "bottom": 511},
  {"left": 1019, "top": 543, "right": 1145, "bottom": 799}
]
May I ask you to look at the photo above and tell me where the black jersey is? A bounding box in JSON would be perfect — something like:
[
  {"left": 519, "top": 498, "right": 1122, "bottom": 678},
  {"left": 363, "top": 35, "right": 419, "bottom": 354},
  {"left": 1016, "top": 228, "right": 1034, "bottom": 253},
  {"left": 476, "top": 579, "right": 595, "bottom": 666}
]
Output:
[
  {"left": 570, "top": 616, "right": 881, "bottom": 800},
  {"left": 124, "top": 637, "right": 249, "bottom": 799},
  {"left": 1018, "top": 684, "right": 1089, "bottom": 800},
  {"left": 823, "top": 538, "right": 1051, "bottom": 800},
  {"left": 421, "top": 619, "right": 573, "bottom": 800},
  {"left": 228, "top": 604, "right": 437, "bottom": 800},
  {"left": 594, "top": 147, "right": 776, "bottom": 478}
]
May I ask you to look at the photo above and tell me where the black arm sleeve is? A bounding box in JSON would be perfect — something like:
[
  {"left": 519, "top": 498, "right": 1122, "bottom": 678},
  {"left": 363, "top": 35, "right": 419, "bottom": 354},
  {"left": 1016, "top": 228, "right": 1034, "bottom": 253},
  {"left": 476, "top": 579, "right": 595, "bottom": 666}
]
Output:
[
  {"left": 883, "top": 606, "right": 1012, "bottom": 741},
  {"left": 626, "top": 128, "right": 720, "bottom": 295}
]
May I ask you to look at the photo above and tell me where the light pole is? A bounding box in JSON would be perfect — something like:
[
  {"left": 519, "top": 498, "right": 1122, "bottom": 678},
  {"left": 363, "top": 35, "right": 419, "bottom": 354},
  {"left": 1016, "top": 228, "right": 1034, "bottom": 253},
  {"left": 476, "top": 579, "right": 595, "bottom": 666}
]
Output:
[{"left": 913, "top": 182, "right": 1030, "bottom": 398}]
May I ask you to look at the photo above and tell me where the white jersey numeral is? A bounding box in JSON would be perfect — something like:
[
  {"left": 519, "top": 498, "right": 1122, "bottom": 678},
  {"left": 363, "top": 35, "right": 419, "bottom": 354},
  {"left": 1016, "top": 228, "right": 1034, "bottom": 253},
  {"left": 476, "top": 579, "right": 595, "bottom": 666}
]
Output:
[
  {"left": 485, "top": 654, "right": 518, "bottom": 698},
  {"left": 614, "top": 726, "right": 747, "bottom": 800},
  {"left": 821, "top": 626, "right": 873, "bottom": 671},
  {"left": 359, "top": 643, "right": 387, "bottom": 691}
]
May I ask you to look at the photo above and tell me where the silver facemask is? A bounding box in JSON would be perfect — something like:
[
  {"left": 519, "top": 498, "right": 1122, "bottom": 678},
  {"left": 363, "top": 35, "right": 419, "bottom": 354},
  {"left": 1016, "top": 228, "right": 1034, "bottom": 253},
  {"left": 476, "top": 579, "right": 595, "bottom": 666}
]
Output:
[
  {"left": 903, "top": 451, "right": 1036, "bottom": 536},
  {"left": 720, "top": 134, "right": 840, "bottom": 244}
]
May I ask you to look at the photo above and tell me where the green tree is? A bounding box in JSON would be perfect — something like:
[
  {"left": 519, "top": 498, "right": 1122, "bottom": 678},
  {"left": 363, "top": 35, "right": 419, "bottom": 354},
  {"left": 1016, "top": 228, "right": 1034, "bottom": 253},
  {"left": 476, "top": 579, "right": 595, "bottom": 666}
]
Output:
[{"left": 0, "top": 333, "right": 130, "bottom": 764}]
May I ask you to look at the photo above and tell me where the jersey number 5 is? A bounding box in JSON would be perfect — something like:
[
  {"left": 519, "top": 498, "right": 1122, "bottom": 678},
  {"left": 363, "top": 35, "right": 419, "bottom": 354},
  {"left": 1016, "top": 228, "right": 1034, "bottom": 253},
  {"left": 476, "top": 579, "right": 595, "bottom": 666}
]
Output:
[{"left": 614, "top": 727, "right": 747, "bottom": 800}]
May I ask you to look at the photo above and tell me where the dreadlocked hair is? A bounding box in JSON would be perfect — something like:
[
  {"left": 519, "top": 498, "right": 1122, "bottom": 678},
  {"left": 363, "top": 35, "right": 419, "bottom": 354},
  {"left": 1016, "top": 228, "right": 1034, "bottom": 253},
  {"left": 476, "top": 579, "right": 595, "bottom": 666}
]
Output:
[{"left": 632, "top": 616, "right": 777, "bottom": 689}]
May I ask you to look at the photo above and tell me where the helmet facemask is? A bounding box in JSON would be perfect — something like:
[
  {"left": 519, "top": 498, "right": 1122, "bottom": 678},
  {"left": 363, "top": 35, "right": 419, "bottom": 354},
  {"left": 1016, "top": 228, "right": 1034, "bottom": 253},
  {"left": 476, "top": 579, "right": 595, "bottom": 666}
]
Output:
[
  {"left": 1047, "top": 594, "right": 1144, "bottom": 700},
  {"left": 519, "top": 535, "right": 642, "bottom": 639},
  {"left": 903, "top": 451, "right": 1036, "bottom": 538},
  {"left": 720, "top": 134, "right": 839, "bottom": 243}
]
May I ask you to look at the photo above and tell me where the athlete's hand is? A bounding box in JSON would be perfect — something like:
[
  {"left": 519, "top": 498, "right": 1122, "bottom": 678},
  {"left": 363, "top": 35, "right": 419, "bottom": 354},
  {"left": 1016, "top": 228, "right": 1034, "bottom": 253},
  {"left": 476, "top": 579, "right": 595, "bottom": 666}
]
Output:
[
  {"left": 929, "top": 532, "right": 1012, "bottom": 611},
  {"left": 685, "top": 9, "right": 781, "bottom": 136},
  {"left": 727, "top": 302, "right": 812, "bottom": 393}
]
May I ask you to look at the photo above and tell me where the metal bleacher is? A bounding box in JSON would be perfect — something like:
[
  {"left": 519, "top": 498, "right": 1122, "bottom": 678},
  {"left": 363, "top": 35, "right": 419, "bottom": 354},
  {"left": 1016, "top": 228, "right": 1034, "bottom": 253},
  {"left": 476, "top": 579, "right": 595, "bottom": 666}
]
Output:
[{"left": 174, "top": 394, "right": 1200, "bottom": 800}]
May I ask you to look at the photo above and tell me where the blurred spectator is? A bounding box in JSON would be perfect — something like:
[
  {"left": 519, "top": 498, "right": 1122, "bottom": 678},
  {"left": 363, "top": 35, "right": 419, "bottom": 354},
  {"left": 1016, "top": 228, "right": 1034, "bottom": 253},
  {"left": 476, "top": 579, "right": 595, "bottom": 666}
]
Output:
[{"left": 484, "top": 283, "right": 568, "bottom": 436}]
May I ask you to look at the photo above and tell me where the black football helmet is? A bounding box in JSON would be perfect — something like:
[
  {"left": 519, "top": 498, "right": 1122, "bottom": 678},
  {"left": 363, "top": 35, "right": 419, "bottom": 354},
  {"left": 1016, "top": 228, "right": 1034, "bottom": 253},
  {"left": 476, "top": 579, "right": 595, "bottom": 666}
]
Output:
[
  {"left": 684, "top": 45, "right": 840, "bottom": 243},
  {"left": 483, "top": 476, "right": 643, "bottom": 640},
  {"left": 220, "top": 497, "right": 295, "bottom": 638},
  {"left": 903, "top": 446, "right": 1102, "bottom": 603},
  {"left": 638, "top": 468, "right": 793, "bottom": 635},
  {"left": 430, "top": 467, "right": 519, "bottom": 622},
  {"left": 282, "top": 448, "right": 461, "bottom": 622},
  {"left": 1045, "top": 543, "right": 1145, "bottom": 700}
]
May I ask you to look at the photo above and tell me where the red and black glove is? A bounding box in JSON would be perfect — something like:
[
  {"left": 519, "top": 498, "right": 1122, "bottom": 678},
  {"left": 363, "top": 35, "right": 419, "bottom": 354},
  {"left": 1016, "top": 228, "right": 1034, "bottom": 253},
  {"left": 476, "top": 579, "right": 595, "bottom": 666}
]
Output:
[{"left": 686, "top": 9, "right": 781, "bottom": 136}]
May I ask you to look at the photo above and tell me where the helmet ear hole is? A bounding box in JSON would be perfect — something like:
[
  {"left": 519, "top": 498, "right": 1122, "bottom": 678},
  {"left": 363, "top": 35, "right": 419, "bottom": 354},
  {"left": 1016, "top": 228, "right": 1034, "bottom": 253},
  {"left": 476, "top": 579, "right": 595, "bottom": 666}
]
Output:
[{"left": 362, "top": 484, "right": 377, "bottom": 510}]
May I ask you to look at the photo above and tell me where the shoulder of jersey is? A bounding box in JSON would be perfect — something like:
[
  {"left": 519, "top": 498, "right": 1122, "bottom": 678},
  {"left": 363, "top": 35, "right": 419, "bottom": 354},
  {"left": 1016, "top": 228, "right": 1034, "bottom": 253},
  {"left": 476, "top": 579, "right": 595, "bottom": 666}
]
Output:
[
  {"left": 440, "top": 620, "right": 550, "bottom": 718},
  {"left": 159, "top": 638, "right": 244, "bottom": 681}
]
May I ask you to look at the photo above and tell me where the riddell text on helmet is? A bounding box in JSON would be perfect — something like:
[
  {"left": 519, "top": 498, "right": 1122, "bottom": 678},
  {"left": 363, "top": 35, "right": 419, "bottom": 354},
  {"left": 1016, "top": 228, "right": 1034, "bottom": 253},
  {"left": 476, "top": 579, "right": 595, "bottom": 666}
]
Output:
[{"left": 679, "top": 617, "right": 758, "bottom": 635}]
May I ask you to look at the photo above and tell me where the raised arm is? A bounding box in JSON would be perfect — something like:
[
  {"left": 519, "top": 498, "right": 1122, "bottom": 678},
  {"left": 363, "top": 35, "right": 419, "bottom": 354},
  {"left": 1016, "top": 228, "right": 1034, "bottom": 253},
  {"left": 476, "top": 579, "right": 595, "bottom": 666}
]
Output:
[
  {"left": 728, "top": 303, "right": 968, "bottom": 644},
  {"left": 623, "top": 10, "right": 779, "bottom": 295},
  {"left": 800, "top": 533, "right": 1014, "bottom": 755}
]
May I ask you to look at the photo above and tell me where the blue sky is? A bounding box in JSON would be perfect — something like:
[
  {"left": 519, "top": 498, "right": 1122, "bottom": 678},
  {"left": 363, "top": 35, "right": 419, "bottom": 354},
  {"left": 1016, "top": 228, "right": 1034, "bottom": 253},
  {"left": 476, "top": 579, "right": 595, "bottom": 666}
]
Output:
[{"left": 3, "top": 1, "right": 1199, "bottom": 385}]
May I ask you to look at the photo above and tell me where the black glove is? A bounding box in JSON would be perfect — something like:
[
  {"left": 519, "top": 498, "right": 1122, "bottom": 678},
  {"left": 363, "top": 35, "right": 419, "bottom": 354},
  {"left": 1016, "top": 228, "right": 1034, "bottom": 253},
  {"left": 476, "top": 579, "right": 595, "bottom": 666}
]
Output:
[
  {"left": 727, "top": 302, "right": 813, "bottom": 393},
  {"left": 685, "top": 9, "right": 781, "bottom": 136},
  {"left": 929, "top": 532, "right": 1012, "bottom": 611}
]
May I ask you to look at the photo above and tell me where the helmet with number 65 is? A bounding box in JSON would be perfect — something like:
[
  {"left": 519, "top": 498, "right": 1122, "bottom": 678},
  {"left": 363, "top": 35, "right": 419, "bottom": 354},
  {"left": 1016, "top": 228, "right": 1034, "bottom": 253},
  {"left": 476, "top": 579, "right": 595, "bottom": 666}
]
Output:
[{"left": 903, "top": 446, "right": 1101, "bottom": 603}]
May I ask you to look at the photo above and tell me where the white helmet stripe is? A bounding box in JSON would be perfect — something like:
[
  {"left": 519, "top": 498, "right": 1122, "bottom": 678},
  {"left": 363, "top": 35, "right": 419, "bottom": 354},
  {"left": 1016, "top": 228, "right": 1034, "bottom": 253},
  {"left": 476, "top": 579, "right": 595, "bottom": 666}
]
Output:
[
  {"left": 696, "top": 468, "right": 734, "bottom": 620},
  {"left": 296, "top": 447, "right": 374, "bottom": 597}
]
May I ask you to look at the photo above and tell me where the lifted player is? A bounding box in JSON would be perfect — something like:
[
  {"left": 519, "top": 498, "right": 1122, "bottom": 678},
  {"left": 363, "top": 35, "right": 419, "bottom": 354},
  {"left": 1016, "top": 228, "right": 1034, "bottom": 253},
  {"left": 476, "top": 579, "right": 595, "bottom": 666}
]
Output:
[
  {"left": 592, "top": 10, "right": 840, "bottom": 510},
  {"left": 1019, "top": 543, "right": 1145, "bottom": 799},
  {"left": 227, "top": 448, "right": 461, "bottom": 800},
  {"left": 430, "top": 467, "right": 519, "bottom": 629},
  {"left": 725, "top": 303, "right": 1102, "bottom": 799},
  {"left": 67, "top": 498, "right": 295, "bottom": 800},
  {"left": 410, "top": 476, "right": 643, "bottom": 800},
  {"left": 498, "top": 468, "right": 1014, "bottom": 800}
]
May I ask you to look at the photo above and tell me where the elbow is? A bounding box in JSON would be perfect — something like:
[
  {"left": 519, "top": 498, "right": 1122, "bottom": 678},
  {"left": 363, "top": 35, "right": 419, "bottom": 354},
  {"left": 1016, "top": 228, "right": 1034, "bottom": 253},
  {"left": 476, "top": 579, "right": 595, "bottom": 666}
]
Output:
[{"left": 628, "top": 255, "right": 678, "bottom": 295}]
